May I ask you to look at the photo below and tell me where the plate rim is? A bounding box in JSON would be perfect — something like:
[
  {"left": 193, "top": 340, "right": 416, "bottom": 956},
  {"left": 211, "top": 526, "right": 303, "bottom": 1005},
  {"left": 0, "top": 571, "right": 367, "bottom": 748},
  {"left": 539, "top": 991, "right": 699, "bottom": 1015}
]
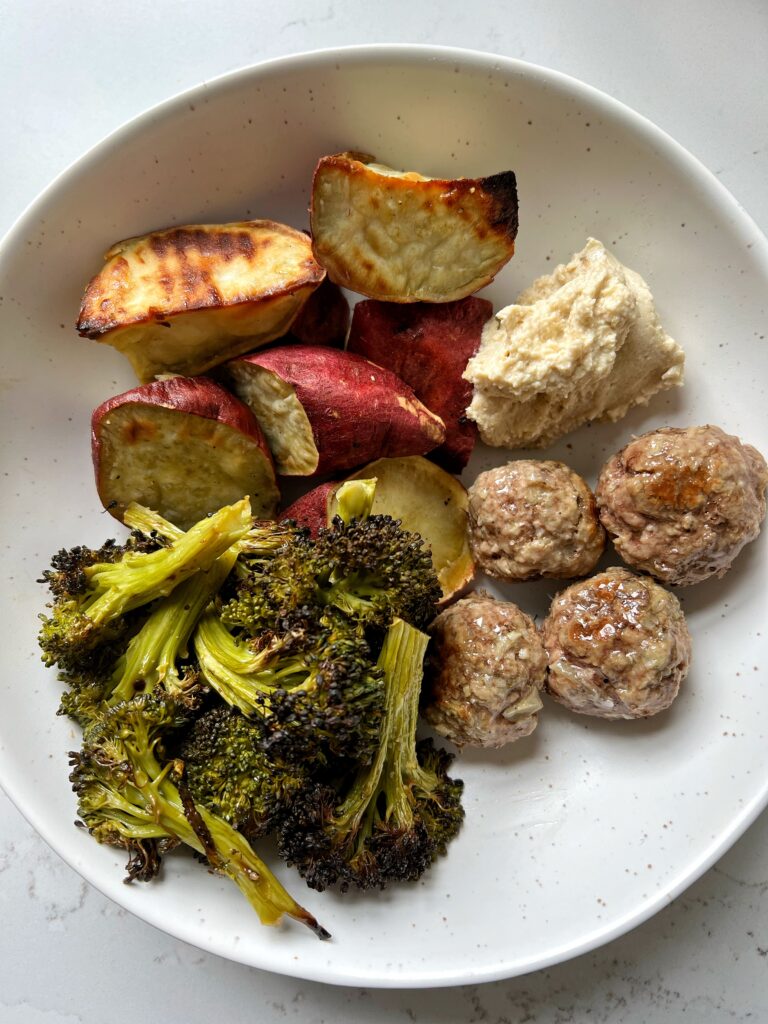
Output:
[{"left": 1, "top": 43, "right": 767, "bottom": 988}]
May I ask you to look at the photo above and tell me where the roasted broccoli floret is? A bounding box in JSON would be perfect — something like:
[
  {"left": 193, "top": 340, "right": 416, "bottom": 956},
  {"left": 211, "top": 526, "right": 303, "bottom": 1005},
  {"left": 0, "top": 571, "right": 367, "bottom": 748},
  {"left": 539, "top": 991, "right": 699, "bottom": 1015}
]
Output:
[
  {"left": 38, "top": 498, "right": 253, "bottom": 671},
  {"left": 178, "top": 704, "right": 311, "bottom": 841},
  {"left": 276, "top": 618, "right": 464, "bottom": 892},
  {"left": 192, "top": 607, "right": 384, "bottom": 763},
  {"left": 69, "top": 692, "right": 329, "bottom": 938},
  {"left": 223, "top": 510, "right": 442, "bottom": 636}
]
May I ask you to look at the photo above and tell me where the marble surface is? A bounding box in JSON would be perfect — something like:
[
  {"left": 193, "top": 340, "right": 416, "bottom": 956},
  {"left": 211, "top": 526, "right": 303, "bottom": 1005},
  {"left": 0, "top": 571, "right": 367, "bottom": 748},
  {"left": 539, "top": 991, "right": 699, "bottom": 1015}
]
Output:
[{"left": 1, "top": 1, "right": 767, "bottom": 1019}]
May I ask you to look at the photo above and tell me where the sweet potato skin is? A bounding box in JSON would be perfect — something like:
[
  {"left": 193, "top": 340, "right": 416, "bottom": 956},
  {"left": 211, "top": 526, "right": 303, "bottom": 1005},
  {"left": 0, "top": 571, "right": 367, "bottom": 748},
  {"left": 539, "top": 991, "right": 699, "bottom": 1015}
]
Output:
[
  {"left": 285, "top": 277, "right": 350, "bottom": 348},
  {"left": 347, "top": 297, "right": 492, "bottom": 471},
  {"left": 280, "top": 482, "right": 336, "bottom": 536},
  {"left": 226, "top": 345, "right": 446, "bottom": 477},
  {"left": 91, "top": 376, "right": 278, "bottom": 526}
]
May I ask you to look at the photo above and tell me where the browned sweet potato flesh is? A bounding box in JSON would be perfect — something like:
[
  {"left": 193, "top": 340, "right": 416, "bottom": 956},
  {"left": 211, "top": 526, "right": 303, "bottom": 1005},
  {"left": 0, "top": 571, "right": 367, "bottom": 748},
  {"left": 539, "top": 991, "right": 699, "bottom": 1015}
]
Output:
[
  {"left": 310, "top": 152, "right": 518, "bottom": 302},
  {"left": 92, "top": 376, "right": 279, "bottom": 529},
  {"left": 77, "top": 221, "right": 325, "bottom": 381}
]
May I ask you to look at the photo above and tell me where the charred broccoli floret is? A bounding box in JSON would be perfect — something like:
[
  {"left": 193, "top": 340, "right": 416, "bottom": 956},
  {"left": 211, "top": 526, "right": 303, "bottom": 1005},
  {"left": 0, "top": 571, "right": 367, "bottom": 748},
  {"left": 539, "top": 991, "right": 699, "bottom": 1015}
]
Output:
[
  {"left": 192, "top": 607, "right": 384, "bottom": 763},
  {"left": 178, "top": 705, "right": 311, "bottom": 841},
  {"left": 276, "top": 619, "right": 464, "bottom": 892},
  {"left": 70, "top": 692, "right": 329, "bottom": 937},
  {"left": 223, "top": 512, "right": 441, "bottom": 635},
  {"left": 38, "top": 498, "right": 253, "bottom": 671}
]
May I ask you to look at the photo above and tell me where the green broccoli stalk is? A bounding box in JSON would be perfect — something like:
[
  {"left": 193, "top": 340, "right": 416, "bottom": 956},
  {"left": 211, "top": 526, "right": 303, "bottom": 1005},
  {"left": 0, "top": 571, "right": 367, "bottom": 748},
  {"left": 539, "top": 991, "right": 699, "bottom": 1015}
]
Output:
[
  {"left": 192, "top": 607, "right": 384, "bottom": 763},
  {"left": 70, "top": 692, "right": 329, "bottom": 938},
  {"left": 178, "top": 705, "right": 311, "bottom": 841},
  {"left": 333, "top": 478, "right": 377, "bottom": 523},
  {"left": 277, "top": 618, "right": 464, "bottom": 892},
  {"left": 107, "top": 545, "right": 240, "bottom": 706},
  {"left": 39, "top": 497, "right": 252, "bottom": 670},
  {"left": 122, "top": 501, "right": 300, "bottom": 562}
]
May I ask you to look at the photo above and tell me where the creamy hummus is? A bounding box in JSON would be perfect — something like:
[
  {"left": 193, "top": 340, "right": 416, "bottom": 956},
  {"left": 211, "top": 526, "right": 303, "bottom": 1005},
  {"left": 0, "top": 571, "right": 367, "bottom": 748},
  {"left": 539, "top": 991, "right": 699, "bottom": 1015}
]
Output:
[{"left": 464, "top": 238, "right": 684, "bottom": 448}]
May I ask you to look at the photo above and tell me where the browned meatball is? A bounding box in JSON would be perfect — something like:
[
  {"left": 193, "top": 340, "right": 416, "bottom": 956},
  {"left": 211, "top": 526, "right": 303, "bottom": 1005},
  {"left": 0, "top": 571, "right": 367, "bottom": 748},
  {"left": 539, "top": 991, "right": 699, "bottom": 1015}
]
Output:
[
  {"left": 422, "top": 591, "right": 547, "bottom": 747},
  {"left": 541, "top": 567, "right": 691, "bottom": 719},
  {"left": 467, "top": 460, "right": 605, "bottom": 582},
  {"left": 596, "top": 425, "right": 768, "bottom": 586}
]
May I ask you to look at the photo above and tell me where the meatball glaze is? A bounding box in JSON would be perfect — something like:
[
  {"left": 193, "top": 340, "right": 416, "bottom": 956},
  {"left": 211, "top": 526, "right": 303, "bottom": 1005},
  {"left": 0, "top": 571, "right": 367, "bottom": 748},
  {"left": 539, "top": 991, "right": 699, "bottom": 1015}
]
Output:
[
  {"left": 541, "top": 567, "right": 691, "bottom": 719},
  {"left": 467, "top": 460, "right": 605, "bottom": 582},
  {"left": 423, "top": 591, "right": 547, "bottom": 748},
  {"left": 596, "top": 425, "right": 767, "bottom": 586}
]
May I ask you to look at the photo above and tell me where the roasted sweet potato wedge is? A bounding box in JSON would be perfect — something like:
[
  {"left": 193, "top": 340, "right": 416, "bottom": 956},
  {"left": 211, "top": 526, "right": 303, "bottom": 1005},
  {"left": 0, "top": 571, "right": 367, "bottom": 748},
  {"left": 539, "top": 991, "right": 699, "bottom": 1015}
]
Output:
[
  {"left": 92, "top": 376, "right": 279, "bottom": 529},
  {"left": 221, "top": 345, "right": 445, "bottom": 476},
  {"left": 77, "top": 221, "right": 325, "bottom": 381},
  {"left": 310, "top": 152, "right": 518, "bottom": 302},
  {"left": 347, "top": 297, "right": 492, "bottom": 470},
  {"left": 282, "top": 456, "right": 475, "bottom": 601}
]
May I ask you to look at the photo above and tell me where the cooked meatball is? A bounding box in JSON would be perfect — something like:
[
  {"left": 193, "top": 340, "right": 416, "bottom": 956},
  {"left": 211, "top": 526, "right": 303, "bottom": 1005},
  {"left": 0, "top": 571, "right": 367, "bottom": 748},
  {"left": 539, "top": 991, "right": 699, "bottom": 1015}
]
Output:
[
  {"left": 541, "top": 567, "right": 691, "bottom": 719},
  {"left": 422, "top": 591, "right": 547, "bottom": 747},
  {"left": 467, "top": 460, "right": 605, "bottom": 582},
  {"left": 596, "top": 425, "right": 768, "bottom": 586}
]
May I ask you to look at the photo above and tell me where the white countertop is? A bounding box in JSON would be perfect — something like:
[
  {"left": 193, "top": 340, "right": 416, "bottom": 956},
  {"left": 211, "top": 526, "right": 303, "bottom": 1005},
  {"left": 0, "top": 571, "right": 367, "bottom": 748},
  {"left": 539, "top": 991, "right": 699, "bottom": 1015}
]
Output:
[{"left": 2, "top": 1, "right": 767, "bottom": 1020}]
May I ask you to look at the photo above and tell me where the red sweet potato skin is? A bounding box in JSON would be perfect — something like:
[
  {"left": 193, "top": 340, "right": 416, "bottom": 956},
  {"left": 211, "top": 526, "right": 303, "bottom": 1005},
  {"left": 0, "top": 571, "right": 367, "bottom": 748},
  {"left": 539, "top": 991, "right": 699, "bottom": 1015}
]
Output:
[
  {"left": 91, "top": 375, "right": 276, "bottom": 518},
  {"left": 232, "top": 345, "right": 445, "bottom": 476},
  {"left": 92, "top": 375, "right": 269, "bottom": 449},
  {"left": 280, "top": 481, "right": 336, "bottom": 536},
  {"left": 286, "top": 278, "right": 349, "bottom": 348},
  {"left": 346, "top": 297, "right": 492, "bottom": 471}
]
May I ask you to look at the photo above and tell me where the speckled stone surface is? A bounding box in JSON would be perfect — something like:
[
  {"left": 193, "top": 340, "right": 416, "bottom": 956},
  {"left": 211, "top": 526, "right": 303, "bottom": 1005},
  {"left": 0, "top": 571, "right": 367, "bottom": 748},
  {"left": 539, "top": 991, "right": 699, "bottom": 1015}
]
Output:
[{"left": 1, "top": 1, "right": 767, "bottom": 1019}]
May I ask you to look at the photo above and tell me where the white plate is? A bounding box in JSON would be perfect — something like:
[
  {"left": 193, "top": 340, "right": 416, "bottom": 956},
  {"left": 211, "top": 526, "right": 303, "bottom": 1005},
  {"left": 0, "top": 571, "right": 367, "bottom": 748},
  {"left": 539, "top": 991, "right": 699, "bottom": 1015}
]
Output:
[{"left": 0, "top": 46, "right": 766, "bottom": 989}]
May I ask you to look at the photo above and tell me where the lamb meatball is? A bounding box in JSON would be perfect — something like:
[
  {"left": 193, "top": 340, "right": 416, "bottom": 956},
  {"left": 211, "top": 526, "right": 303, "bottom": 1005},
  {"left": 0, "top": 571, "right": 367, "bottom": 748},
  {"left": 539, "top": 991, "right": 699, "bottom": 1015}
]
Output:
[
  {"left": 596, "top": 425, "right": 768, "bottom": 586},
  {"left": 467, "top": 460, "right": 605, "bottom": 581},
  {"left": 541, "top": 567, "right": 691, "bottom": 719},
  {"left": 423, "top": 591, "right": 547, "bottom": 748}
]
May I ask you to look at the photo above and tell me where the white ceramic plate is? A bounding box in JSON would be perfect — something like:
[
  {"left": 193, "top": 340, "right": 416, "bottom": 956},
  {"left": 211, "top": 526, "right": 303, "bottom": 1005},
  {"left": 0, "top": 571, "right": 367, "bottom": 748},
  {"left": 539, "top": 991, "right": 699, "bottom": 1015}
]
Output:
[{"left": 1, "top": 46, "right": 767, "bottom": 989}]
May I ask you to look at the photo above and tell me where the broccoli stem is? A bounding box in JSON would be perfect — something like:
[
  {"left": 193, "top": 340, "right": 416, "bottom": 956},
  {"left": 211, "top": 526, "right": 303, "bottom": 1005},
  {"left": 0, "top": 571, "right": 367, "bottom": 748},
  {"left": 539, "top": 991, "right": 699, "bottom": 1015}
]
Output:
[
  {"left": 334, "top": 478, "right": 377, "bottom": 523},
  {"left": 109, "top": 546, "right": 240, "bottom": 705},
  {"left": 78, "top": 705, "right": 329, "bottom": 938},
  {"left": 83, "top": 498, "right": 252, "bottom": 626},
  {"left": 123, "top": 503, "right": 184, "bottom": 543},
  {"left": 335, "top": 619, "right": 429, "bottom": 836},
  {"left": 192, "top": 611, "right": 279, "bottom": 715}
]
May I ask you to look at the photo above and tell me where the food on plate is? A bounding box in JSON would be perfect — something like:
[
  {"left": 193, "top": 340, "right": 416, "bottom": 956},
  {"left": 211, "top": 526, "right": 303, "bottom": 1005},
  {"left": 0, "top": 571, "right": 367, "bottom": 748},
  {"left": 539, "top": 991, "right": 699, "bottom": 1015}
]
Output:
[
  {"left": 77, "top": 221, "right": 324, "bottom": 381},
  {"left": 280, "top": 481, "right": 336, "bottom": 536},
  {"left": 38, "top": 482, "right": 456, "bottom": 931},
  {"left": 542, "top": 567, "right": 691, "bottom": 719},
  {"left": 70, "top": 692, "right": 329, "bottom": 936},
  {"left": 221, "top": 345, "right": 445, "bottom": 476},
  {"left": 277, "top": 617, "right": 464, "bottom": 891},
  {"left": 464, "top": 238, "right": 685, "bottom": 448},
  {"left": 179, "top": 704, "right": 314, "bottom": 842},
  {"left": 285, "top": 276, "right": 350, "bottom": 347},
  {"left": 310, "top": 151, "right": 518, "bottom": 302},
  {"left": 596, "top": 425, "right": 768, "bottom": 586},
  {"left": 346, "top": 297, "right": 492, "bottom": 470},
  {"left": 467, "top": 460, "right": 605, "bottom": 581},
  {"left": 422, "top": 591, "right": 546, "bottom": 748},
  {"left": 91, "top": 376, "right": 279, "bottom": 529},
  {"left": 39, "top": 498, "right": 328, "bottom": 935},
  {"left": 224, "top": 478, "right": 441, "bottom": 638},
  {"left": 38, "top": 497, "right": 253, "bottom": 688},
  {"left": 284, "top": 455, "right": 475, "bottom": 601}
]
